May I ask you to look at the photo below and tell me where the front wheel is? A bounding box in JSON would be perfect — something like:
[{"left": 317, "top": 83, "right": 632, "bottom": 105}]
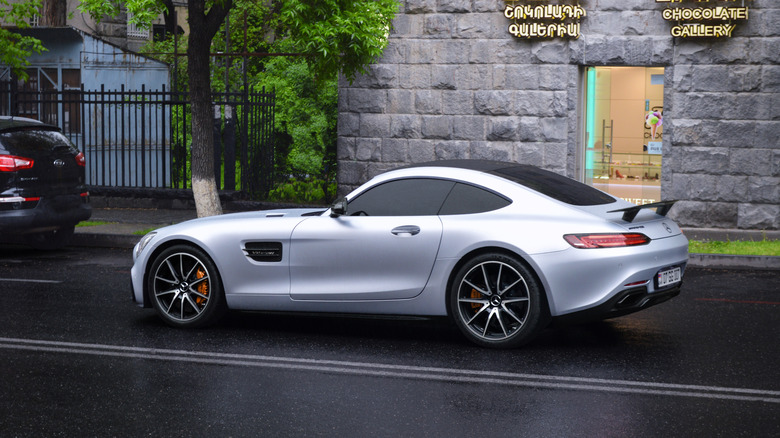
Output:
[
  {"left": 147, "top": 245, "right": 226, "bottom": 328},
  {"left": 449, "top": 253, "right": 546, "bottom": 348}
]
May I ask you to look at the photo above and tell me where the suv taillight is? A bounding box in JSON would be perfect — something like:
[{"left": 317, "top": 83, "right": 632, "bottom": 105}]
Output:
[
  {"left": 0, "top": 155, "right": 34, "bottom": 172},
  {"left": 564, "top": 233, "right": 650, "bottom": 249},
  {"left": 75, "top": 152, "right": 86, "bottom": 167}
]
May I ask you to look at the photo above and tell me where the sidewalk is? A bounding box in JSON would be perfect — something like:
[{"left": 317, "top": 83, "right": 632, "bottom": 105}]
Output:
[
  {"left": 73, "top": 207, "right": 198, "bottom": 249},
  {"left": 73, "top": 207, "right": 780, "bottom": 270}
]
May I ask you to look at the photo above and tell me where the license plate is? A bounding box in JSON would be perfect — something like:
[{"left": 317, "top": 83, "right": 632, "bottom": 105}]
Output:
[{"left": 657, "top": 267, "right": 682, "bottom": 288}]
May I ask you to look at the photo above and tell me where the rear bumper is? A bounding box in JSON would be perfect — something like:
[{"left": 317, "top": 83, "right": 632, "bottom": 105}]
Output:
[
  {"left": 0, "top": 194, "right": 91, "bottom": 233},
  {"left": 531, "top": 233, "right": 689, "bottom": 318},
  {"left": 551, "top": 280, "right": 683, "bottom": 326}
]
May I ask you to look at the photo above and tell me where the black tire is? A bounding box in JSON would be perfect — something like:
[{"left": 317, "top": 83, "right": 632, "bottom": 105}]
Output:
[
  {"left": 25, "top": 225, "right": 75, "bottom": 250},
  {"left": 147, "top": 244, "right": 226, "bottom": 328},
  {"left": 449, "top": 252, "right": 546, "bottom": 349}
]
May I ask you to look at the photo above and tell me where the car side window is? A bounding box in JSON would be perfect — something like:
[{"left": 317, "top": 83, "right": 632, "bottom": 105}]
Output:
[
  {"left": 348, "top": 178, "right": 455, "bottom": 216},
  {"left": 439, "top": 183, "right": 511, "bottom": 215}
]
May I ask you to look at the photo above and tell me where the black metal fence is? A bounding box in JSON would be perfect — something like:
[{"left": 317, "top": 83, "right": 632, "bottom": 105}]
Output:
[{"left": 0, "top": 82, "right": 276, "bottom": 199}]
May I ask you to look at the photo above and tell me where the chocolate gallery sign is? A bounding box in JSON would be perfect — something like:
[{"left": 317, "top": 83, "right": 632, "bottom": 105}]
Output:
[{"left": 657, "top": 0, "right": 750, "bottom": 38}]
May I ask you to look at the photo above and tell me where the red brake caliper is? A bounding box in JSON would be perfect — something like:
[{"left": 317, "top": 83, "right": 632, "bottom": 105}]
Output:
[{"left": 195, "top": 268, "right": 209, "bottom": 305}]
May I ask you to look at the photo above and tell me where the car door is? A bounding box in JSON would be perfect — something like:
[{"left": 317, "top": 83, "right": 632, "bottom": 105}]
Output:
[{"left": 289, "top": 178, "right": 454, "bottom": 301}]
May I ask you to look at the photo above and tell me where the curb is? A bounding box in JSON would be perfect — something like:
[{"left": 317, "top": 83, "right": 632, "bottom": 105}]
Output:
[
  {"left": 71, "top": 233, "right": 140, "bottom": 249},
  {"left": 687, "top": 253, "right": 780, "bottom": 271}
]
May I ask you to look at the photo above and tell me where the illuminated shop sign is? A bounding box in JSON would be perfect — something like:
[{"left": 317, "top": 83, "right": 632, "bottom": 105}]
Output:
[
  {"left": 503, "top": 1, "right": 586, "bottom": 39},
  {"left": 656, "top": 0, "right": 750, "bottom": 38}
]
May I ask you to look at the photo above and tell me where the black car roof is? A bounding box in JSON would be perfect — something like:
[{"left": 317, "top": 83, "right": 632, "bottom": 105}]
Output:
[
  {"left": 404, "top": 159, "right": 616, "bottom": 206},
  {"left": 0, "top": 116, "right": 60, "bottom": 133}
]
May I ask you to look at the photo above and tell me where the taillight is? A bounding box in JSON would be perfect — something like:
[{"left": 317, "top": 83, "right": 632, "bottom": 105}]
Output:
[
  {"left": 0, "top": 155, "right": 34, "bottom": 172},
  {"left": 564, "top": 233, "right": 650, "bottom": 249},
  {"left": 75, "top": 152, "right": 86, "bottom": 167}
]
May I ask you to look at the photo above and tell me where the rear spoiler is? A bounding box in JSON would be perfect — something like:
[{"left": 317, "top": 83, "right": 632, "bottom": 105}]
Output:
[{"left": 608, "top": 200, "right": 677, "bottom": 223}]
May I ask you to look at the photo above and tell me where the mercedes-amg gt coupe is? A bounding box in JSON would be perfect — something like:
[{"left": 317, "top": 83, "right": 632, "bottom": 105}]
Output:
[{"left": 131, "top": 160, "right": 688, "bottom": 348}]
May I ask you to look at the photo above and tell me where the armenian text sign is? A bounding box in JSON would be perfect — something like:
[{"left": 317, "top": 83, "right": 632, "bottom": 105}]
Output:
[{"left": 504, "top": 1, "right": 586, "bottom": 39}]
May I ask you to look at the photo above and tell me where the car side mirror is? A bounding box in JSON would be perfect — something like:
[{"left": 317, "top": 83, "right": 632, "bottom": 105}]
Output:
[{"left": 330, "top": 197, "right": 348, "bottom": 217}]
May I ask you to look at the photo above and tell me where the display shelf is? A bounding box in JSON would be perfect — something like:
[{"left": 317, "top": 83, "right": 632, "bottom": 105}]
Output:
[{"left": 592, "top": 152, "right": 661, "bottom": 181}]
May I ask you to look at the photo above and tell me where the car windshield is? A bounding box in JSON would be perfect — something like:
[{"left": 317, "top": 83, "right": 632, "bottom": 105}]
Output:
[{"left": 489, "top": 165, "right": 616, "bottom": 206}]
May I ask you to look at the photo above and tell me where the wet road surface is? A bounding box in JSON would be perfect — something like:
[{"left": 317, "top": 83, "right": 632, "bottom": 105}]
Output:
[{"left": 1, "top": 245, "right": 778, "bottom": 437}]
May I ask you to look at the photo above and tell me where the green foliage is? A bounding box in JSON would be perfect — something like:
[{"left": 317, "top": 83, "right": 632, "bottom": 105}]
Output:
[
  {"left": 279, "top": 0, "right": 399, "bottom": 83},
  {"left": 268, "top": 177, "right": 337, "bottom": 205},
  {"left": 78, "top": 0, "right": 166, "bottom": 24},
  {"left": 0, "top": 0, "right": 46, "bottom": 79},
  {"left": 253, "top": 39, "right": 338, "bottom": 178},
  {"left": 78, "top": 0, "right": 400, "bottom": 202}
]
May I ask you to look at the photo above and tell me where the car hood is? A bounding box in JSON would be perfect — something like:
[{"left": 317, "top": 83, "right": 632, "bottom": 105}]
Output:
[{"left": 149, "top": 207, "right": 326, "bottom": 238}]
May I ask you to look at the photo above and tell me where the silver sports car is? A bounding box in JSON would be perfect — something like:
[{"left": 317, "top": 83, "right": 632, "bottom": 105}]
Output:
[{"left": 131, "top": 160, "right": 688, "bottom": 348}]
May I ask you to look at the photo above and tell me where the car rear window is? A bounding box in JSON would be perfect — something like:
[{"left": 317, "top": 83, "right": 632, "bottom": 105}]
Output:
[
  {"left": 490, "top": 165, "right": 616, "bottom": 206},
  {"left": 0, "top": 127, "right": 73, "bottom": 154}
]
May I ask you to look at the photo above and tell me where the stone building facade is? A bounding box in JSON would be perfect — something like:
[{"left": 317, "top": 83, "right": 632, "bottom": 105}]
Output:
[{"left": 337, "top": 0, "right": 779, "bottom": 230}]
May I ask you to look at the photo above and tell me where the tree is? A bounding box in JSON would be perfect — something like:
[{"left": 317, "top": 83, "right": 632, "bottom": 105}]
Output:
[
  {"left": 186, "top": 0, "right": 231, "bottom": 217},
  {"left": 79, "top": 0, "right": 231, "bottom": 217},
  {"left": 0, "top": 0, "right": 46, "bottom": 80},
  {"left": 79, "top": 0, "right": 399, "bottom": 217},
  {"left": 277, "top": 1, "right": 398, "bottom": 84},
  {"left": 41, "top": 0, "right": 66, "bottom": 26}
]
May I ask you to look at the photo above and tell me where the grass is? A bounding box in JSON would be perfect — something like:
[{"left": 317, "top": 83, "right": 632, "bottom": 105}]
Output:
[
  {"left": 689, "top": 239, "right": 780, "bottom": 256},
  {"left": 76, "top": 221, "right": 113, "bottom": 227},
  {"left": 77, "top": 220, "right": 159, "bottom": 236}
]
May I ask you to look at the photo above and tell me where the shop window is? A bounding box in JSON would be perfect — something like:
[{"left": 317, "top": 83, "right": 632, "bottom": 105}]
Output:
[{"left": 583, "top": 66, "right": 664, "bottom": 205}]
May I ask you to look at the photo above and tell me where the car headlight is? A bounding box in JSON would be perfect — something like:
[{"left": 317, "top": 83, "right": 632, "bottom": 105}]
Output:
[{"left": 134, "top": 231, "right": 157, "bottom": 260}]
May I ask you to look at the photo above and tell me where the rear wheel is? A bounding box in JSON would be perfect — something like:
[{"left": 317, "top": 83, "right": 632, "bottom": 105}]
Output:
[
  {"left": 449, "top": 253, "right": 546, "bottom": 348},
  {"left": 148, "top": 245, "right": 226, "bottom": 328}
]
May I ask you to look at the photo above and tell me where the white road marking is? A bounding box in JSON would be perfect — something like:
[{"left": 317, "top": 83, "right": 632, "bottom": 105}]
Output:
[
  {"left": 0, "top": 278, "right": 61, "bottom": 284},
  {"left": 1, "top": 337, "right": 778, "bottom": 404}
]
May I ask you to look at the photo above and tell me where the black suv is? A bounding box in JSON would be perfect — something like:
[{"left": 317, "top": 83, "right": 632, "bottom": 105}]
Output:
[{"left": 0, "top": 116, "right": 91, "bottom": 249}]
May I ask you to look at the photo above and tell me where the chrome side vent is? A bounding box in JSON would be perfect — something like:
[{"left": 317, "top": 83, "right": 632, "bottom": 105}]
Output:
[{"left": 243, "top": 242, "right": 283, "bottom": 262}]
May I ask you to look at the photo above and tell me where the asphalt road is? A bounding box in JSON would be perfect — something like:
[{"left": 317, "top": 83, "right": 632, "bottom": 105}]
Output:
[{"left": 0, "top": 245, "right": 778, "bottom": 437}]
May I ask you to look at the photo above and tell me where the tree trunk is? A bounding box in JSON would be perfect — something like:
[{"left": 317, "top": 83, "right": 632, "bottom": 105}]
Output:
[
  {"left": 41, "top": 0, "right": 67, "bottom": 26},
  {"left": 187, "top": 0, "right": 232, "bottom": 217}
]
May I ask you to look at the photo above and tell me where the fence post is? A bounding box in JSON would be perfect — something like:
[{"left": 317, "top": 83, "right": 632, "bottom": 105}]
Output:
[
  {"left": 213, "top": 104, "right": 222, "bottom": 190},
  {"left": 223, "top": 104, "right": 236, "bottom": 191}
]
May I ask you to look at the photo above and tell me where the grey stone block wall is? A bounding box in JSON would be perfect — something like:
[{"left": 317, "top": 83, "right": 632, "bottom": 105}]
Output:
[
  {"left": 666, "top": 1, "right": 780, "bottom": 230},
  {"left": 338, "top": 0, "right": 780, "bottom": 230}
]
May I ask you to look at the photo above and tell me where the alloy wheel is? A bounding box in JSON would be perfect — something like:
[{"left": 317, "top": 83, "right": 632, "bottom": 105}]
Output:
[
  {"left": 152, "top": 251, "right": 213, "bottom": 323},
  {"left": 455, "top": 259, "right": 532, "bottom": 343}
]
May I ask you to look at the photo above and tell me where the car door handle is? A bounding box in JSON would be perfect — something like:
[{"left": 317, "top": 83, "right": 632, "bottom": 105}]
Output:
[{"left": 391, "top": 225, "right": 421, "bottom": 236}]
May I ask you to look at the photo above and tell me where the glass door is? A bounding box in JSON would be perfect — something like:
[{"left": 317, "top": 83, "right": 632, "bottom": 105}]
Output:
[{"left": 583, "top": 67, "right": 664, "bottom": 205}]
